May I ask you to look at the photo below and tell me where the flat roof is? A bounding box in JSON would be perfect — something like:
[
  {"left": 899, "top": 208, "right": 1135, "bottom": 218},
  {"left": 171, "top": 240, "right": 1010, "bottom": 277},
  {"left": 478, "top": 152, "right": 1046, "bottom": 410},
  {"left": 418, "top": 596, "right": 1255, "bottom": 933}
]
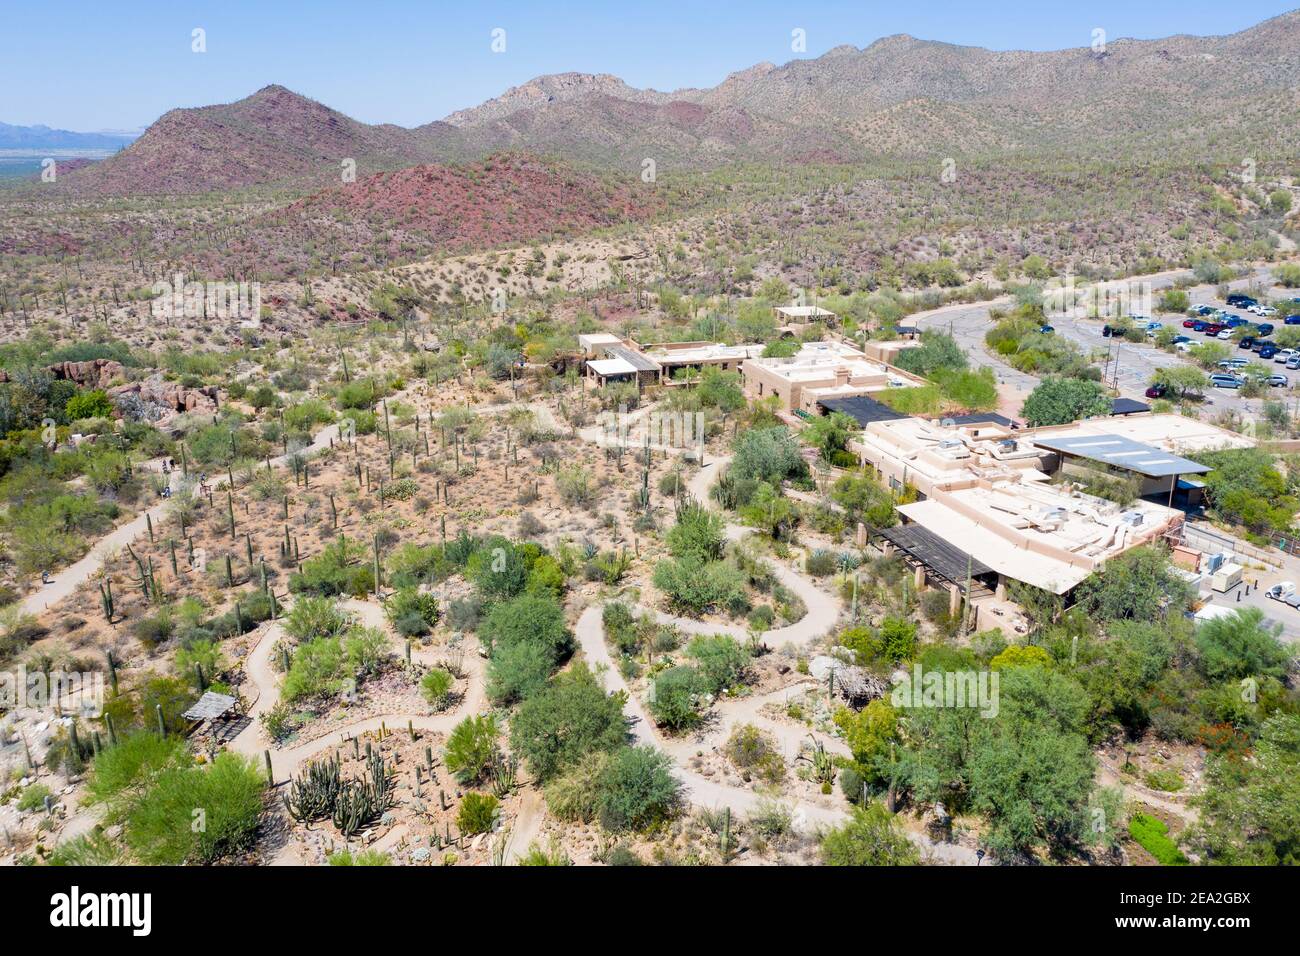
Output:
[
  {"left": 1111, "top": 398, "right": 1151, "bottom": 416},
  {"left": 896, "top": 498, "right": 1093, "bottom": 594},
  {"left": 947, "top": 412, "right": 1020, "bottom": 429},
  {"left": 880, "top": 522, "right": 994, "bottom": 583},
  {"left": 587, "top": 357, "right": 639, "bottom": 377},
  {"left": 818, "top": 395, "right": 907, "bottom": 425},
  {"left": 605, "top": 344, "right": 661, "bottom": 373},
  {"left": 775, "top": 305, "right": 835, "bottom": 318},
  {"left": 1032, "top": 413, "right": 1252, "bottom": 453},
  {"left": 1031, "top": 434, "right": 1210, "bottom": 478}
]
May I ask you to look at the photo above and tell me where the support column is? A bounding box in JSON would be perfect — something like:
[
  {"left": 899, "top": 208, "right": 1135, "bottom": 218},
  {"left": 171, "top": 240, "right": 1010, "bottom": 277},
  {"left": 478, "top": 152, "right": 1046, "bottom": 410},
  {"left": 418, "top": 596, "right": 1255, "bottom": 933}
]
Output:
[{"left": 949, "top": 583, "right": 962, "bottom": 617}]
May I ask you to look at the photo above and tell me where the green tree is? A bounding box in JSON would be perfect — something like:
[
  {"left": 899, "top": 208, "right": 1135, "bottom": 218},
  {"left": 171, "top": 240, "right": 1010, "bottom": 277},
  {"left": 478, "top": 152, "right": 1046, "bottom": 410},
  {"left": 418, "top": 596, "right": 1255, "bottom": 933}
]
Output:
[
  {"left": 1020, "top": 376, "right": 1110, "bottom": 426},
  {"left": 1190, "top": 714, "right": 1300, "bottom": 865},
  {"left": 444, "top": 714, "right": 499, "bottom": 785},
  {"left": 509, "top": 663, "right": 628, "bottom": 782},
  {"left": 820, "top": 801, "right": 921, "bottom": 865},
  {"left": 594, "top": 746, "right": 682, "bottom": 832},
  {"left": 1193, "top": 607, "right": 1291, "bottom": 683}
]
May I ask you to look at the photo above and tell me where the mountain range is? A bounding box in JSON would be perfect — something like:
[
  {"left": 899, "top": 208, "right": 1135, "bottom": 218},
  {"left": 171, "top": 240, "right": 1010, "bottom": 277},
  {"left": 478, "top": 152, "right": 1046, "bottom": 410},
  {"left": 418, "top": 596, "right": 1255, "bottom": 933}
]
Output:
[
  {"left": 0, "top": 122, "right": 137, "bottom": 151},
  {"left": 42, "top": 10, "right": 1300, "bottom": 195}
]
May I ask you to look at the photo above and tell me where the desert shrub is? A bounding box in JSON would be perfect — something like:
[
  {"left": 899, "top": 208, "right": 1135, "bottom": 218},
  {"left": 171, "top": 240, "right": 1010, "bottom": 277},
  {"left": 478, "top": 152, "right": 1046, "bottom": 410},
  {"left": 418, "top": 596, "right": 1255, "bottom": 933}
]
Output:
[
  {"left": 327, "top": 848, "right": 390, "bottom": 865},
  {"left": 487, "top": 639, "right": 555, "bottom": 705},
  {"left": 283, "top": 596, "right": 350, "bottom": 642},
  {"left": 17, "top": 783, "right": 52, "bottom": 812},
  {"left": 47, "top": 833, "right": 123, "bottom": 866},
  {"left": 421, "top": 668, "right": 454, "bottom": 710},
  {"left": 444, "top": 714, "right": 498, "bottom": 785},
  {"left": 456, "top": 792, "right": 500, "bottom": 835},
  {"left": 652, "top": 554, "right": 745, "bottom": 616},
  {"left": 289, "top": 535, "right": 368, "bottom": 596},
  {"left": 820, "top": 802, "right": 921, "bottom": 866},
  {"left": 665, "top": 502, "right": 725, "bottom": 561},
  {"left": 1128, "top": 813, "right": 1188, "bottom": 865},
  {"left": 556, "top": 465, "right": 594, "bottom": 506},
  {"left": 594, "top": 745, "right": 683, "bottom": 833},
  {"left": 805, "top": 549, "right": 838, "bottom": 577},
  {"left": 385, "top": 587, "right": 440, "bottom": 637},
  {"left": 517, "top": 839, "right": 572, "bottom": 866},
  {"left": 724, "top": 724, "right": 785, "bottom": 783},
  {"left": 281, "top": 636, "right": 345, "bottom": 702},
  {"left": 447, "top": 595, "right": 484, "bottom": 631},
  {"left": 685, "top": 634, "right": 750, "bottom": 694},
  {"left": 544, "top": 751, "right": 609, "bottom": 823},
  {"left": 124, "top": 753, "right": 265, "bottom": 864},
  {"left": 84, "top": 733, "right": 189, "bottom": 809},
  {"left": 840, "top": 618, "right": 917, "bottom": 666},
  {"left": 479, "top": 592, "right": 572, "bottom": 661},
  {"left": 343, "top": 626, "right": 390, "bottom": 678},
  {"left": 648, "top": 666, "right": 702, "bottom": 730},
  {"left": 748, "top": 798, "right": 796, "bottom": 843},
  {"left": 509, "top": 663, "right": 628, "bottom": 782},
  {"left": 132, "top": 610, "right": 175, "bottom": 649}
]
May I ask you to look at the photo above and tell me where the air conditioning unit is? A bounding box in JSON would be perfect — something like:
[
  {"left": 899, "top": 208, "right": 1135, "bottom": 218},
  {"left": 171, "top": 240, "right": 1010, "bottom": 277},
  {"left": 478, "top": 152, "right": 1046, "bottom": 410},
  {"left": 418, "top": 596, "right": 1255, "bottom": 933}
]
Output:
[{"left": 1118, "top": 510, "right": 1146, "bottom": 528}]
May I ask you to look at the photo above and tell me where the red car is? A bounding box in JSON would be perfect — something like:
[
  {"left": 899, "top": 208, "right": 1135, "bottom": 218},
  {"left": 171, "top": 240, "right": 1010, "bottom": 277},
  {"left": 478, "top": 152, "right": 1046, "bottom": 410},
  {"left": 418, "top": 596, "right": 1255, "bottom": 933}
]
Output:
[
  {"left": 1203, "top": 323, "right": 1224, "bottom": 335},
  {"left": 1182, "top": 319, "right": 1199, "bottom": 328}
]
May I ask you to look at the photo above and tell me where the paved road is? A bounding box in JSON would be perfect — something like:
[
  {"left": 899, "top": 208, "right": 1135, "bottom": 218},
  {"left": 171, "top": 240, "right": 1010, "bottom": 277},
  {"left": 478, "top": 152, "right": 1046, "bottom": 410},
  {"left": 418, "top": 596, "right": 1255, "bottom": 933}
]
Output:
[{"left": 910, "top": 262, "right": 1293, "bottom": 420}]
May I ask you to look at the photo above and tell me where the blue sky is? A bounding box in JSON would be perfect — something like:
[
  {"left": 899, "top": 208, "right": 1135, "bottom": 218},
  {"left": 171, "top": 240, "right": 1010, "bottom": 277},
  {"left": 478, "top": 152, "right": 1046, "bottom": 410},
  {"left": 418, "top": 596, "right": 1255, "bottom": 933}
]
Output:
[{"left": 2, "top": 0, "right": 1295, "bottom": 130}]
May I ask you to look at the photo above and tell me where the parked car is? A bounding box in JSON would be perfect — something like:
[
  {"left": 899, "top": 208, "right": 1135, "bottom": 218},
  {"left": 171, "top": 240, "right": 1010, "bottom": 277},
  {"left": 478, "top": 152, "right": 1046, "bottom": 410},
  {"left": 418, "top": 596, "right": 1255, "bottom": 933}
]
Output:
[
  {"left": 1285, "top": 592, "right": 1300, "bottom": 610},
  {"left": 1191, "top": 305, "right": 1216, "bottom": 317},
  {"left": 1171, "top": 335, "right": 1191, "bottom": 345},
  {"left": 1191, "top": 321, "right": 1208, "bottom": 332},
  {"left": 1183, "top": 318, "right": 1200, "bottom": 328},
  {"left": 1267, "top": 582, "right": 1296, "bottom": 601},
  {"left": 1275, "top": 349, "right": 1297, "bottom": 364},
  {"left": 1284, "top": 314, "right": 1300, "bottom": 325},
  {"left": 1256, "top": 343, "right": 1274, "bottom": 357},
  {"left": 1227, "top": 294, "right": 1257, "bottom": 308},
  {"left": 1145, "top": 384, "right": 1167, "bottom": 398},
  {"left": 1238, "top": 337, "right": 1256, "bottom": 350},
  {"left": 1256, "top": 323, "right": 1275, "bottom": 337},
  {"left": 1218, "top": 359, "right": 1249, "bottom": 370},
  {"left": 1039, "top": 325, "right": 1054, "bottom": 334},
  {"left": 1210, "top": 373, "right": 1245, "bottom": 388},
  {"left": 1268, "top": 373, "right": 1289, "bottom": 387},
  {"left": 1175, "top": 341, "right": 1193, "bottom": 352},
  {"left": 1259, "top": 306, "right": 1278, "bottom": 317},
  {"left": 1286, "top": 355, "right": 1300, "bottom": 370},
  {"left": 1216, "top": 329, "right": 1233, "bottom": 340},
  {"left": 1203, "top": 323, "right": 1224, "bottom": 335},
  {"left": 1224, "top": 316, "right": 1249, "bottom": 328}
]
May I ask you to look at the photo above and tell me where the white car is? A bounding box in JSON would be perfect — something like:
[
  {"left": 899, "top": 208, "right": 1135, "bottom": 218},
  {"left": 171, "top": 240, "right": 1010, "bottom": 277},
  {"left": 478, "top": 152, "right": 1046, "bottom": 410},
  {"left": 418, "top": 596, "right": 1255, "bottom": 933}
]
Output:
[
  {"left": 1276, "top": 349, "right": 1297, "bottom": 364},
  {"left": 1216, "top": 329, "right": 1234, "bottom": 340},
  {"left": 1267, "top": 581, "right": 1297, "bottom": 601},
  {"left": 1175, "top": 341, "right": 1193, "bottom": 352}
]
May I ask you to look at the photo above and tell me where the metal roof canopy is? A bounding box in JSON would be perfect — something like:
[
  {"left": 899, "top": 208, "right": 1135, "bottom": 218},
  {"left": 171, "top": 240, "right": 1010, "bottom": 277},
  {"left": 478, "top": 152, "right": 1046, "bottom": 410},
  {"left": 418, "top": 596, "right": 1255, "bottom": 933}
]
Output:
[
  {"left": 946, "top": 412, "right": 1020, "bottom": 429},
  {"left": 817, "top": 395, "right": 906, "bottom": 425},
  {"left": 604, "top": 344, "right": 661, "bottom": 373},
  {"left": 183, "top": 691, "right": 239, "bottom": 722},
  {"left": 1111, "top": 398, "right": 1151, "bottom": 416},
  {"left": 1031, "top": 433, "right": 1210, "bottom": 478},
  {"left": 880, "top": 522, "right": 994, "bottom": 584}
]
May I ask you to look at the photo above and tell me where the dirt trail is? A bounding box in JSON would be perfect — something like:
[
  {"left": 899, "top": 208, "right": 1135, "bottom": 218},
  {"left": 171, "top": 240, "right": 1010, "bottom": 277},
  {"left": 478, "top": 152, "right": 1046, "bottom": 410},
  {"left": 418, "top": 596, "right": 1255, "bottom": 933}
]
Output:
[{"left": 21, "top": 423, "right": 342, "bottom": 617}]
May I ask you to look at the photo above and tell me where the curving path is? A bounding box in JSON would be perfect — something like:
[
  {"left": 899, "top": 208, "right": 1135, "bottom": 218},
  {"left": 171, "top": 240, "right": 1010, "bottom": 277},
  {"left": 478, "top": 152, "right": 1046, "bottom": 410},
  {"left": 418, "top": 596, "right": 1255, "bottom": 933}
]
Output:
[{"left": 21, "top": 423, "right": 343, "bottom": 617}]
